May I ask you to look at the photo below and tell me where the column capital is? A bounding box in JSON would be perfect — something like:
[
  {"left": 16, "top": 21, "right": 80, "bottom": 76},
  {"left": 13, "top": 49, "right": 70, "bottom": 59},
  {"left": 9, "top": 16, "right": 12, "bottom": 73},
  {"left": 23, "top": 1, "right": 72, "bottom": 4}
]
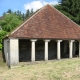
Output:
[
  {"left": 56, "top": 40, "right": 62, "bottom": 42},
  {"left": 69, "top": 40, "right": 75, "bottom": 43},
  {"left": 44, "top": 39, "right": 50, "bottom": 42},
  {"left": 31, "top": 39, "right": 37, "bottom": 42}
]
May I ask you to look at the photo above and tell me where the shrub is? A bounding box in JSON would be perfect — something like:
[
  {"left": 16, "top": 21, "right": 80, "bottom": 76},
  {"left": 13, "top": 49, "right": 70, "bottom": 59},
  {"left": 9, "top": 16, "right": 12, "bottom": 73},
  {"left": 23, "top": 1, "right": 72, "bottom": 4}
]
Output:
[
  {"left": 0, "top": 30, "right": 7, "bottom": 50},
  {"left": 0, "top": 44, "right": 2, "bottom": 50}
]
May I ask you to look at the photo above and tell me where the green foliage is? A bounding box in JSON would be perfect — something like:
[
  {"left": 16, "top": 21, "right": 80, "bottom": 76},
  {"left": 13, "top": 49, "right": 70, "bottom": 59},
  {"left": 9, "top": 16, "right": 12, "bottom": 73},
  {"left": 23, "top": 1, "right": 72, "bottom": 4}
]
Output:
[
  {"left": 0, "top": 30, "right": 7, "bottom": 43},
  {"left": 31, "top": 9, "right": 34, "bottom": 15},
  {"left": 54, "top": 0, "right": 80, "bottom": 25},
  {"left": 26, "top": 9, "right": 31, "bottom": 18},
  {"left": 0, "top": 9, "right": 35, "bottom": 33},
  {"left": 0, "top": 44, "right": 2, "bottom": 50},
  {"left": 0, "top": 8, "right": 34, "bottom": 50},
  {"left": 22, "top": 13, "right": 25, "bottom": 21},
  {"left": 25, "top": 9, "right": 34, "bottom": 19},
  {"left": 7, "top": 9, "right": 12, "bottom": 14},
  {"left": 0, "top": 30, "right": 7, "bottom": 50},
  {"left": 0, "top": 13, "right": 23, "bottom": 32}
]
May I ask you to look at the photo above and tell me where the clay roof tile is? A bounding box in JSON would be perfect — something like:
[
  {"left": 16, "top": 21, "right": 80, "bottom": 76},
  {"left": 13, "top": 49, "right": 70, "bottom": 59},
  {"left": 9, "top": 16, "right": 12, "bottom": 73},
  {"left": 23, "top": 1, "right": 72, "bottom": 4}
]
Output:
[{"left": 9, "top": 4, "right": 80, "bottom": 40}]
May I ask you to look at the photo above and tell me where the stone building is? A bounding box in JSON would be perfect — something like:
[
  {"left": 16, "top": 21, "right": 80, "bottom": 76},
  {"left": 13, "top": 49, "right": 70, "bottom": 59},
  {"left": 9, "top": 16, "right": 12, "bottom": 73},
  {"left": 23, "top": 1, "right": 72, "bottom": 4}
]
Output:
[{"left": 4, "top": 4, "right": 80, "bottom": 68}]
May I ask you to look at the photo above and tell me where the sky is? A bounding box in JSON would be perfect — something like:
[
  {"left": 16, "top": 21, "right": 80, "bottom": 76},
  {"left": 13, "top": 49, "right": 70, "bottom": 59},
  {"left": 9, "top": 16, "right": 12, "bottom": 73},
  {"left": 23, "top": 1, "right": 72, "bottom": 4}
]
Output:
[{"left": 0, "top": 0, "right": 60, "bottom": 16}]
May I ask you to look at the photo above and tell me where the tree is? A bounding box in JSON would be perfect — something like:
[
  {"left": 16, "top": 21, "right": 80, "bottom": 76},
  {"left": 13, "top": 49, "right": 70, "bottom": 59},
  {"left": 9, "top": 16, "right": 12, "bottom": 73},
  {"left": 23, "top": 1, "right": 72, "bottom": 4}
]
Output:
[
  {"left": 3, "top": 12, "right": 6, "bottom": 16},
  {"left": 0, "top": 30, "right": 7, "bottom": 50},
  {"left": 31, "top": 9, "right": 34, "bottom": 15},
  {"left": 26, "top": 9, "right": 30, "bottom": 18},
  {"left": 7, "top": 9, "right": 12, "bottom": 14},
  {"left": 54, "top": 0, "right": 80, "bottom": 25},
  {"left": 0, "top": 8, "right": 35, "bottom": 50},
  {"left": 22, "top": 13, "right": 25, "bottom": 21},
  {"left": 0, "top": 13, "right": 23, "bottom": 32}
]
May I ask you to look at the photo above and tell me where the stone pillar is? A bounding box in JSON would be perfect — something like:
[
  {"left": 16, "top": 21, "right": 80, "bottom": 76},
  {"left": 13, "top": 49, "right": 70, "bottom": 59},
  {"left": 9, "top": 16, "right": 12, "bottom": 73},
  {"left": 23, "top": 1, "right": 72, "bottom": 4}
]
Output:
[
  {"left": 44, "top": 40, "right": 50, "bottom": 61},
  {"left": 79, "top": 41, "right": 80, "bottom": 57},
  {"left": 9, "top": 39, "right": 19, "bottom": 68},
  {"left": 31, "top": 39, "right": 37, "bottom": 62},
  {"left": 56, "top": 40, "right": 62, "bottom": 60},
  {"left": 69, "top": 40, "right": 74, "bottom": 58}
]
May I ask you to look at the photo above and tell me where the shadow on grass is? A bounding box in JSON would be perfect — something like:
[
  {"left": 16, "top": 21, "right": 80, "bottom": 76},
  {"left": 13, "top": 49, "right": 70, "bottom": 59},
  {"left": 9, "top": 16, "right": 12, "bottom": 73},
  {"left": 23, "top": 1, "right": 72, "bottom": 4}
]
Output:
[{"left": 0, "top": 51, "right": 7, "bottom": 67}]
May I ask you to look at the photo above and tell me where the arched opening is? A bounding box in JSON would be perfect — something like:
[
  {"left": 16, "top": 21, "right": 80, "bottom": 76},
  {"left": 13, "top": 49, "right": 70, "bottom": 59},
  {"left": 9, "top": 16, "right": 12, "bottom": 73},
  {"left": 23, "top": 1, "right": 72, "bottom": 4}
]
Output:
[
  {"left": 61, "top": 40, "right": 69, "bottom": 58},
  {"left": 73, "top": 40, "right": 79, "bottom": 57},
  {"left": 48, "top": 40, "right": 57, "bottom": 60},
  {"left": 19, "top": 39, "right": 31, "bottom": 62},
  {"left": 35, "top": 40, "right": 44, "bottom": 61}
]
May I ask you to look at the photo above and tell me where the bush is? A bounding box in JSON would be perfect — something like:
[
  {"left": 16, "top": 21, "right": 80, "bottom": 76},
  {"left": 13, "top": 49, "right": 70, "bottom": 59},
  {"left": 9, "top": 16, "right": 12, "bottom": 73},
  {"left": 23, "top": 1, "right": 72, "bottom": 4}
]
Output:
[
  {"left": 0, "top": 44, "right": 2, "bottom": 50},
  {"left": 0, "top": 30, "right": 7, "bottom": 50}
]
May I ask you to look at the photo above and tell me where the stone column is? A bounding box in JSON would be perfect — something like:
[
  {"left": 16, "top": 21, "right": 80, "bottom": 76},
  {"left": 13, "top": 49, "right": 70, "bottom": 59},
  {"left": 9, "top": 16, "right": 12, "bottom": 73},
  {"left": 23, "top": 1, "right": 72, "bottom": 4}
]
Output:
[
  {"left": 31, "top": 39, "right": 37, "bottom": 62},
  {"left": 69, "top": 40, "right": 74, "bottom": 58},
  {"left": 10, "top": 39, "right": 19, "bottom": 68},
  {"left": 79, "top": 41, "right": 80, "bottom": 57},
  {"left": 56, "top": 40, "right": 62, "bottom": 60},
  {"left": 44, "top": 40, "right": 50, "bottom": 61}
]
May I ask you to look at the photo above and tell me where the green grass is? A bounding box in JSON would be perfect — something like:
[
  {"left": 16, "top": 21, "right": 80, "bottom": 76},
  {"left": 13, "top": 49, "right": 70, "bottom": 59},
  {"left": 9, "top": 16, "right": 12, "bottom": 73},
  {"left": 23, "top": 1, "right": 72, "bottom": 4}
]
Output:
[{"left": 0, "top": 52, "right": 80, "bottom": 80}]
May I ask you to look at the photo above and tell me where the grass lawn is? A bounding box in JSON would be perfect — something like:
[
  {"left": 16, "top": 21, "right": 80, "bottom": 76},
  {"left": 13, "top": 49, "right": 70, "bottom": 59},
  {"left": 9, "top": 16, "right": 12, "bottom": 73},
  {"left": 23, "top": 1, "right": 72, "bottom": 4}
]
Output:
[{"left": 0, "top": 51, "right": 80, "bottom": 80}]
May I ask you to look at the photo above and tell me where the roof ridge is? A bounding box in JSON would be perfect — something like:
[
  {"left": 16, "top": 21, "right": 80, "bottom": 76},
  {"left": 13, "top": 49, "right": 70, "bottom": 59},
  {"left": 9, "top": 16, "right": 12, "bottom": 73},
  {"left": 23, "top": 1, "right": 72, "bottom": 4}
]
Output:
[{"left": 10, "top": 4, "right": 50, "bottom": 35}]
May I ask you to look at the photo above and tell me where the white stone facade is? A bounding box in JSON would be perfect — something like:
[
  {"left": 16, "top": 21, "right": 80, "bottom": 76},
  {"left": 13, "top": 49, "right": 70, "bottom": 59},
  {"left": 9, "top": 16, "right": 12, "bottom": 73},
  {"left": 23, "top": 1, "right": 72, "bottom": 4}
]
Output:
[
  {"left": 4, "top": 39, "right": 19, "bottom": 68},
  {"left": 3, "top": 39, "right": 80, "bottom": 68}
]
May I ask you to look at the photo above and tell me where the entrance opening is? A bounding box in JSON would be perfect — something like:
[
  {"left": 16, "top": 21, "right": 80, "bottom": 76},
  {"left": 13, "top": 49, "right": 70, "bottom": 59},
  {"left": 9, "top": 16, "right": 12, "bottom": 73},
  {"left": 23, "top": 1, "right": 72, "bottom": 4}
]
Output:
[
  {"left": 19, "top": 39, "right": 31, "bottom": 62},
  {"left": 61, "top": 40, "right": 69, "bottom": 58},
  {"left": 73, "top": 40, "right": 79, "bottom": 57},
  {"left": 48, "top": 40, "right": 57, "bottom": 60},
  {"left": 35, "top": 40, "right": 44, "bottom": 61}
]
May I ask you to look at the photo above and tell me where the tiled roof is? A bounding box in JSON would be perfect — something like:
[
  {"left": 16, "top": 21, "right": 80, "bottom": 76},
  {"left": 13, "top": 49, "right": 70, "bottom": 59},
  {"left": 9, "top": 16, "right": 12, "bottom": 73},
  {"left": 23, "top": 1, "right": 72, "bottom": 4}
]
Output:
[{"left": 9, "top": 4, "right": 80, "bottom": 40}]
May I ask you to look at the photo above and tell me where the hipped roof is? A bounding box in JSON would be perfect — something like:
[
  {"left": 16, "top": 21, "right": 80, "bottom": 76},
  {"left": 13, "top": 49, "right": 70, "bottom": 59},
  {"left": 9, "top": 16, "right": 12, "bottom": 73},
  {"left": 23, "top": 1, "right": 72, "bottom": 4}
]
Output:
[{"left": 9, "top": 4, "right": 80, "bottom": 40}]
